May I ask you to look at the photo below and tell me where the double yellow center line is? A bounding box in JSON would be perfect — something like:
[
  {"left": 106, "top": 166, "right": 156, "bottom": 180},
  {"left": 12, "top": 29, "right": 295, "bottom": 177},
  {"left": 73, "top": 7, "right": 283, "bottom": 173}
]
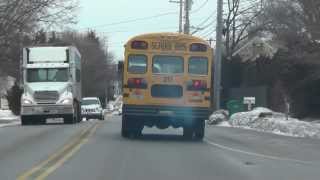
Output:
[{"left": 18, "top": 122, "right": 100, "bottom": 180}]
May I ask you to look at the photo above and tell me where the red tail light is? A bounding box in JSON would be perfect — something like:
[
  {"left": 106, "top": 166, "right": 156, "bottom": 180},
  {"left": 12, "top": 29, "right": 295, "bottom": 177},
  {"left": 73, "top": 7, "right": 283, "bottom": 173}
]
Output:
[
  {"left": 187, "top": 80, "right": 207, "bottom": 91},
  {"left": 127, "top": 78, "right": 147, "bottom": 89},
  {"left": 193, "top": 80, "right": 201, "bottom": 88},
  {"left": 134, "top": 78, "right": 141, "bottom": 85}
]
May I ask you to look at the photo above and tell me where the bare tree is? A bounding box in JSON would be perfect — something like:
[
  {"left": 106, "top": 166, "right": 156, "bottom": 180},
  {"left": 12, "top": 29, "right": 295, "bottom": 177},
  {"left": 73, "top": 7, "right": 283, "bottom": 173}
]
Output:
[
  {"left": 298, "top": 0, "right": 320, "bottom": 41},
  {"left": 0, "top": 0, "right": 78, "bottom": 37},
  {"left": 0, "top": 0, "right": 78, "bottom": 77},
  {"left": 245, "top": 0, "right": 320, "bottom": 117},
  {"left": 59, "top": 31, "right": 117, "bottom": 102},
  {"left": 223, "top": 0, "right": 264, "bottom": 57}
]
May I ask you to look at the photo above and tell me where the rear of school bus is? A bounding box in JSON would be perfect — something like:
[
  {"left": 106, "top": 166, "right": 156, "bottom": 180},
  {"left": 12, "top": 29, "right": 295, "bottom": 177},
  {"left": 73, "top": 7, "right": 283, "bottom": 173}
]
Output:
[{"left": 122, "top": 32, "right": 213, "bottom": 139}]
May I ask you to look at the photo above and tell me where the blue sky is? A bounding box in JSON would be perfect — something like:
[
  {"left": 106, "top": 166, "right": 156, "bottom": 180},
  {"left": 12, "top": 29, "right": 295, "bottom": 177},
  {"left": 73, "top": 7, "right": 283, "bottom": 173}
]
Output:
[{"left": 75, "top": 0, "right": 216, "bottom": 60}]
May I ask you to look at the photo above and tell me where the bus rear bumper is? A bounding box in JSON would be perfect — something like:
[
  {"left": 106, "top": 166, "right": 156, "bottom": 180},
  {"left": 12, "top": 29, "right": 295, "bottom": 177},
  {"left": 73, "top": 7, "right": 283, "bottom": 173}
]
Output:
[{"left": 123, "top": 104, "right": 210, "bottom": 120}]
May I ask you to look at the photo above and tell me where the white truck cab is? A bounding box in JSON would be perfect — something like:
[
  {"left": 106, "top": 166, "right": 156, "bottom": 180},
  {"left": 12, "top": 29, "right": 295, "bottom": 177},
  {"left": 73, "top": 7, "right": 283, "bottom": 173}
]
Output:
[{"left": 21, "top": 46, "right": 82, "bottom": 125}]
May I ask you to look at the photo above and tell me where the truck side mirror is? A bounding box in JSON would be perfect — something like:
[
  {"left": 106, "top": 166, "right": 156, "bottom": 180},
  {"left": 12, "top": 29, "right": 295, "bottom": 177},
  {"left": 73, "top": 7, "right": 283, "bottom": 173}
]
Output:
[{"left": 118, "top": 61, "right": 124, "bottom": 73}]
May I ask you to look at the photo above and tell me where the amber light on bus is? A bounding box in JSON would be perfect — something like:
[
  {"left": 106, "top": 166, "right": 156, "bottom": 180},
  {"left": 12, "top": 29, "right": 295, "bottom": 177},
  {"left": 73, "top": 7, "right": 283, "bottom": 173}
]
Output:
[
  {"left": 127, "top": 78, "right": 148, "bottom": 89},
  {"left": 131, "top": 41, "right": 148, "bottom": 49},
  {"left": 187, "top": 80, "right": 207, "bottom": 91}
]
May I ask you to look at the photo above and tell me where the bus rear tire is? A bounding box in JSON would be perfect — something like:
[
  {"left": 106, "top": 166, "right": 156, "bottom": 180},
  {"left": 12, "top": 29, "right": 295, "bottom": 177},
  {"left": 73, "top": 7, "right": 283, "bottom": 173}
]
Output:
[
  {"left": 122, "top": 115, "right": 143, "bottom": 138},
  {"left": 34, "top": 116, "right": 46, "bottom": 125},
  {"left": 194, "top": 120, "right": 205, "bottom": 140},
  {"left": 183, "top": 126, "right": 193, "bottom": 139},
  {"left": 121, "top": 115, "right": 130, "bottom": 138}
]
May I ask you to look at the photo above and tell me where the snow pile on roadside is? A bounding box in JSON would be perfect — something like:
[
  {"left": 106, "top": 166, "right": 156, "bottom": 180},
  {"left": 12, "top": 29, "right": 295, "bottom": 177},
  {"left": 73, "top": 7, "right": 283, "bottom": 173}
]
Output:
[
  {"left": 208, "top": 110, "right": 229, "bottom": 125},
  {"left": 228, "top": 108, "right": 320, "bottom": 139},
  {"left": 106, "top": 96, "right": 123, "bottom": 116},
  {"left": 0, "top": 110, "right": 19, "bottom": 121},
  {"left": 114, "top": 96, "right": 123, "bottom": 110}
]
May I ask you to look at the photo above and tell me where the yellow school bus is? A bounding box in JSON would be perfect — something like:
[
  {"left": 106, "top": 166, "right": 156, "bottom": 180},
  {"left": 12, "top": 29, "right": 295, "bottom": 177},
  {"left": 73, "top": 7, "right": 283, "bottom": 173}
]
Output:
[{"left": 122, "top": 32, "right": 213, "bottom": 139}]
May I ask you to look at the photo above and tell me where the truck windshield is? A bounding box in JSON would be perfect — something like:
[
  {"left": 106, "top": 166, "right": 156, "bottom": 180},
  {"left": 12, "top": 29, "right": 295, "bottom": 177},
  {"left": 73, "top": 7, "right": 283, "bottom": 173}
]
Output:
[{"left": 27, "top": 68, "right": 69, "bottom": 82}]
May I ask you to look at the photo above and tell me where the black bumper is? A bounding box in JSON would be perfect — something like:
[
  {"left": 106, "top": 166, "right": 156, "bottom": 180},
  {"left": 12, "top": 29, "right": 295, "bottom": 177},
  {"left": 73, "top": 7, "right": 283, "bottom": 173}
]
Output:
[{"left": 123, "top": 104, "right": 210, "bottom": 120}]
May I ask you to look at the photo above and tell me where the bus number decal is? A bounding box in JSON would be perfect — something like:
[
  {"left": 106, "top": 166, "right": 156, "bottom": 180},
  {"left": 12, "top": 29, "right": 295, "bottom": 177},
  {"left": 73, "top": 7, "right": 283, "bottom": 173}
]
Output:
[
  {"left": 160, "top": 40, "right": 172, "bottom": 50},
  {"left": 151, "top": 41, "right": 187, "bottom": 51},
  {"left": 163, "top": 76, "right": 174, "bottom": 83},
  {"left": 151, "top": 42, "right": 161, "bottom": 50}
]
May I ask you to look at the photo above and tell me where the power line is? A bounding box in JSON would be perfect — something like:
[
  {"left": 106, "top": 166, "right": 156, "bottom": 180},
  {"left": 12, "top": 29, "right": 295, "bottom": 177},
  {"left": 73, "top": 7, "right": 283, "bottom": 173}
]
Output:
[
  {"left": 202, "top": 29, "right": 216, "bottom": 39},
  {"left": 78, "top": 0, "right": 210, "bottom": 32},
  {"left": 191, "top": 0, "right": 209, "bottom": 14},
  {"left": 194, "top": 11, "right": 216, "bottom": 28},
  {"left": 197, "top": 25, "right": 215, "bottom": 38},
  {"left": 79, "top": 11, "right": 178, "bottom": 30},
  {"left": 169, "top": 0, "right": 183, "bottom": 33},
  {"left": 192, "top": 19, "right": 216, "bottom": 35},
  {"left": 95, "top": 26, "right": 178, "bottom": 35}
]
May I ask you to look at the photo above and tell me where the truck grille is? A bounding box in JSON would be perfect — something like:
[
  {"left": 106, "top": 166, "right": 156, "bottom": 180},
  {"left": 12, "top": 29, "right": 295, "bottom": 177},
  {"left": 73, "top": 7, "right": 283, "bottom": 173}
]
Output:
[
  {"left": 151, "top": 85, "right": 183, "bottom": 98},
  {"left": 34, "top": 91, "right": 59, "bottom": 104},
  {"left": 84, "top": 109, "right": 95, "bottom": 113}
]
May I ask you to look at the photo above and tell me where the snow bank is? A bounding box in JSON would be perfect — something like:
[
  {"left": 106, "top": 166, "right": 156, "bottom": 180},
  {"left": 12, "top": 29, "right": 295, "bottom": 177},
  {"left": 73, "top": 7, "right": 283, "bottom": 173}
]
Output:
[
  {"left": 208, "top": 110, "right": 229, "bottom": 125},
  {"left": 0, "top": 110, "right": 19, "bottom": 121},
  {"left": 228, "top": 108, "right": 320, "bottom": 139},
  {"left": 106, "top": 96, "right": 123, "bottom": 116}
]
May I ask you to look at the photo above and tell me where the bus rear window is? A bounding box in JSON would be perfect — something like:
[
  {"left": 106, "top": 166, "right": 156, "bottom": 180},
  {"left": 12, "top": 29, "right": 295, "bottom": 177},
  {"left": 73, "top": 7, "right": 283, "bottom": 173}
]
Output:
[
  {"left": 128, "top": 55, "right": 147, "bottom": 74},
  {"left": 153, "top": 56, "right": 183, "bottom": 74},
  {"left": 189, "top": 57, "right": 208, "bottom": 75}
]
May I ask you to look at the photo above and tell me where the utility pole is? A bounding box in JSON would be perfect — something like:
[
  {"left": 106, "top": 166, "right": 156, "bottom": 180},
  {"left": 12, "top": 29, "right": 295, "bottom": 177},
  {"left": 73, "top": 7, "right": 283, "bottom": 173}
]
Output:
[
  {"left": 214, "top": 0, "right": 223, "bottom": 110},
  {"left": 179, "top": 0, "right": 183, "bottom": 33},
  {"left": 184, "top": 0, "right": 190, "bottom": 34},
  {"left": 169, "top": 0, "right": 183, "bottom": 33},
  {"left": 208, "top": 38, "right": 214, "bottom": 46}
]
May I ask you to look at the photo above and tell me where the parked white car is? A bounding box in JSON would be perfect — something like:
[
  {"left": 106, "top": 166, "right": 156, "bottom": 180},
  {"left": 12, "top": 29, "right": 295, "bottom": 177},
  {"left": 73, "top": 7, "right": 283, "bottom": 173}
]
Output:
[{"left": 81, "top": 97, "right": 104, "bottom": 120}]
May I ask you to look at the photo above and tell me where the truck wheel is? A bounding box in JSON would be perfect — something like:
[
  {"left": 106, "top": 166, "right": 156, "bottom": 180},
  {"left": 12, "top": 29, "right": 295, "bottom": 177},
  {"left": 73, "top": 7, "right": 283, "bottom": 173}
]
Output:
[
  {"left": 194, "top": 120, "right": 205, "bottom": 140},
  {"left": 74, "top": 102, "right": 81, "bottom": 123},
  {"left": 78, "top": 103, "right": 82, "bottom": 122},
  {"left": 65, "top": 102, "right": 78, "bottom": 124},
  {"left": 64, "top": 115, "right": 75, "bottom": 124},
  {"left": 121, "top": 115, "right": 130, "bottom": 138},
  {"left": 21, "top": 116, "right": 32, "bottom": 125},
  {"left": 34, "top": 116, "right": 46, "bottom": 125},
  {"left": 183, "top": 126, "right": 193, "bottom": 140}
]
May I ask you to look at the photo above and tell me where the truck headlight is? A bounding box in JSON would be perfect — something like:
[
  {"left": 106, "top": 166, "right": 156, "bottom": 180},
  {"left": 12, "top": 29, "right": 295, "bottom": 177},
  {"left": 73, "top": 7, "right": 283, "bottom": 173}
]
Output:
[
  {"left": 22, "top": 99, "right": 33, "bottom": 105},
  {"left": 60, "top": 99, "right": 73, "bottom": 105}
]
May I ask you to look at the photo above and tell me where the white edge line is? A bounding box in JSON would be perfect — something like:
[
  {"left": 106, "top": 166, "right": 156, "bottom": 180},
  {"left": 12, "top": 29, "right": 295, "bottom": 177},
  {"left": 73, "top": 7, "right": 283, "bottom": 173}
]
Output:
[{"left": 204, "top": 138, "right": 314, "bottom": 165}]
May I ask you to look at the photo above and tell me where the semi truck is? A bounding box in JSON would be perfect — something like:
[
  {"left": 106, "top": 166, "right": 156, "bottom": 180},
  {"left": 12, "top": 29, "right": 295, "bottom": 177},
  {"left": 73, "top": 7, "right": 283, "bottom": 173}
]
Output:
[{"left": 20, "top": 46, "right": 82, "bottom": 125}]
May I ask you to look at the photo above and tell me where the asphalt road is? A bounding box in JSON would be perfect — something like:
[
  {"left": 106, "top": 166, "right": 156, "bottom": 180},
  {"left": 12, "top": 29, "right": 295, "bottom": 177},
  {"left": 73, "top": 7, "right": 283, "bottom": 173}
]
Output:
[{"left": 0, "top": 115, "right": 320, "bottom": 180}]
